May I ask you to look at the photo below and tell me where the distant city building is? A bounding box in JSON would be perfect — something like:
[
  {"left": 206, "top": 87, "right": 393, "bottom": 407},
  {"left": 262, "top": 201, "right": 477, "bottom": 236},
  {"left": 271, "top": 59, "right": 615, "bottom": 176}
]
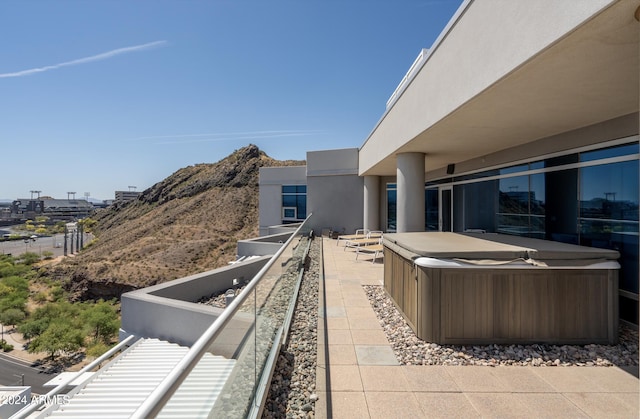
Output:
[
  {"left": 115, "top": 191, "right": 142, "bottom": 203},
  {"left": 92, "top": 200, "right": 112, "bottom": 209},
  {"left": 11, "top": 198, "right": 94, "bottom": 220}
]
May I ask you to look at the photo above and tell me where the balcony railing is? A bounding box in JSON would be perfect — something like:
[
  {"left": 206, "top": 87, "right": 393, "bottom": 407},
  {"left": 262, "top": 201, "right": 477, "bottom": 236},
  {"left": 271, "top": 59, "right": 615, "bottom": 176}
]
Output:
[{"left": 132, "top": 214, "right": 314, "bottom": 418}]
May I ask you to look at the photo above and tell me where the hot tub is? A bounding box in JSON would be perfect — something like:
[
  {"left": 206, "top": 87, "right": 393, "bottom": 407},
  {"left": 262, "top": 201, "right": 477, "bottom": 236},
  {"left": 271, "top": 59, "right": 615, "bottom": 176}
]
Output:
[{"left": 383, "top": 232, "right": 620, "bottom": 345}]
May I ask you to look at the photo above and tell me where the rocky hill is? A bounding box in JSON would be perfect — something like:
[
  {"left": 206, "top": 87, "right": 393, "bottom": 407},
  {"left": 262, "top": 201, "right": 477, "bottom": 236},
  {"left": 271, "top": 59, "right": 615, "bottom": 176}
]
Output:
[{"left": 48, "top": 145, "right": 304, "bottom": 300}]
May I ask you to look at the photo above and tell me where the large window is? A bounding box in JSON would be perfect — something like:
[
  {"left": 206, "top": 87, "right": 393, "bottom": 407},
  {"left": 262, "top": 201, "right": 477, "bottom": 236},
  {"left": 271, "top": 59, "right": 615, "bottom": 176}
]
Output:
[
  {"left": 448, "top": 140, "right": 639, "bottom": 324},
  {"left": 579, "top": 159, "right": 639, "bottom": 297},
  {"left": 282, "top": 185, "right": 306, "bottom": 222}
]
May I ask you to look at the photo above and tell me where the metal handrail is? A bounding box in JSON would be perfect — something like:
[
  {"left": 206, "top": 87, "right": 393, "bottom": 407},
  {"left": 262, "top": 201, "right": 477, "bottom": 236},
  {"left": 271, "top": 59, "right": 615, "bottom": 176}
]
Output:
[{"left": 131, "top": 214, "right": 313, "bottom": 418}]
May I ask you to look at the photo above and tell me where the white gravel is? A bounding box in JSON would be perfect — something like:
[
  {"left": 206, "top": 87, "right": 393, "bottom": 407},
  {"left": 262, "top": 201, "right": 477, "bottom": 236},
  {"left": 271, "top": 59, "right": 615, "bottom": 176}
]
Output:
[{"left": 262, "top": 238, "right": 319, "bottom": 419}]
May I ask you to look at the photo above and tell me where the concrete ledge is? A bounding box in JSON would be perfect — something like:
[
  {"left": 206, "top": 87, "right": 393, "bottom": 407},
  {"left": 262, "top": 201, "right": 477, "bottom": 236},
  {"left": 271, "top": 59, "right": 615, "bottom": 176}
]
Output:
[
  {"left": 120, "top": 256, "right": 270, "bottom": 347},
  {"left": 237, "top": 231, "right": 292, "bottom": 257}
]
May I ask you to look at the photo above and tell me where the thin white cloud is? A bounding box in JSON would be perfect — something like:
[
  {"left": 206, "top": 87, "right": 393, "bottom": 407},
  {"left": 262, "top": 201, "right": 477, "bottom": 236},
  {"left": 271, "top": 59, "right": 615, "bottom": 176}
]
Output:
[
  {"left": 0, "top": 40, "right": 168, "bottom": 78},
  {"left": 125, "top": 130, "right": 325, "bottom": 145}
]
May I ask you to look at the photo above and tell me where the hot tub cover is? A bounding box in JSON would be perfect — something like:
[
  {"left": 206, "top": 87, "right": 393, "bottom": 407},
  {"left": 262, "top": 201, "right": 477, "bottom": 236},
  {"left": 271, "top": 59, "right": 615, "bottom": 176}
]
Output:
[
  {"left": 383, "top": 232, "right": 620, "bottom": 266},
  {"left": 462, "top": 232, "right": 620, "bottom": 261}
]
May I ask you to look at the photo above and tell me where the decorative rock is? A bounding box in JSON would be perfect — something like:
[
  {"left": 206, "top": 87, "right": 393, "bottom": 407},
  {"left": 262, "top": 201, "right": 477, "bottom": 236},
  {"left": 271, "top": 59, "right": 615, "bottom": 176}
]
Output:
[{"left": 262, "top": 239, "right": 320, "bottom": 418}]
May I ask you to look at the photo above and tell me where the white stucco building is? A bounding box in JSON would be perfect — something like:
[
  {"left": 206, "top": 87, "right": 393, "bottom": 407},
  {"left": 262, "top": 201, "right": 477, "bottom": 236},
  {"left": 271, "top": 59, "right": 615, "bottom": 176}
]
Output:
[{"left": 260, "top": 0, "right": 640, "bottom": 326}]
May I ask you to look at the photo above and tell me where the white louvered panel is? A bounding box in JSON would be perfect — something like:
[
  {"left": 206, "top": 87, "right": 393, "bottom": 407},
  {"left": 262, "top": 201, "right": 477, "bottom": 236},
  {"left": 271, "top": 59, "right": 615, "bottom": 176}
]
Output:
[{"left": 46, "top": 339, "right": 236, "bottom": 419}]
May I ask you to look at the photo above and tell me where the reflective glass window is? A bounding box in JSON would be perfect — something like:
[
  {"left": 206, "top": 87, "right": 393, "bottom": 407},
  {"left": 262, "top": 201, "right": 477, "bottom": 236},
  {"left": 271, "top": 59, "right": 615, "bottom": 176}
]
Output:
[
  {"left": 425, "top": 189, "right": 438, "bottom": 231},
  {"left": 296, "top": 195, "right": 307, "bottom": 218},
  {"left": 580, "top": 143, "right": 639, "bottom": 162},
  {"left": 282, "top": 195, "right": 296, "bottom": 207},
  {"left": 580, "top": 160, "right": 638, "bottom": 221},
  {"left": 387, "top": 184, "right": 396, "bottom": 232},
  {"left": 461, "top": 181, "right": 497, "bottom": 232},
  {"left": 500, "top": 164, "right": 528, "bottom": 175},
  {"left": 282, "top": 185, "right": 307, "bottom": 220},
  {"left": 498, "top": 175, "right": 530, "bottom": 235},
  {"left": 579, "top": 160, "right": 639, "bottom": 295}
]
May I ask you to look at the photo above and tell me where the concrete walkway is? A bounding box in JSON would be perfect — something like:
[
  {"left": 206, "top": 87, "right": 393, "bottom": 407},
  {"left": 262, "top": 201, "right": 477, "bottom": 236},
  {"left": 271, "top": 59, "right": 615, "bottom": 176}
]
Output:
[{"left": 316, "top": 237, "right": 639, "bottom": 418}]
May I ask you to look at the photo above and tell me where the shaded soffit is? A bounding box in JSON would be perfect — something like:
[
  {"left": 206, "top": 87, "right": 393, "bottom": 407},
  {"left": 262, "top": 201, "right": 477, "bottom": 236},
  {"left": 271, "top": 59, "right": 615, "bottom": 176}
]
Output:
[{"left": 362, "top": 0, "right": 639, "bottom": 177}]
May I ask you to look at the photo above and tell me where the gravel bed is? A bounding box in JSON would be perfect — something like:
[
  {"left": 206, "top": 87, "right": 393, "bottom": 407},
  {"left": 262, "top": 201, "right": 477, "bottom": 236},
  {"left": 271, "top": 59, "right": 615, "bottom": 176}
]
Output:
[
  {"left": 198, "top": 285, "right": 247, "bottom": 308},
  {"left": 364, "top": 285, "right": 639, "bottom": 367},
  {"left": 262, "top": 238, "right": 319, "bottom": 419}
]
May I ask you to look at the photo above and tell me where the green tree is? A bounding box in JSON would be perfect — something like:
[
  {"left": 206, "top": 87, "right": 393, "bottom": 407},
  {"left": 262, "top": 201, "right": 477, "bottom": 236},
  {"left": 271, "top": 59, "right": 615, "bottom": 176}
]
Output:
[
  {"left": 0, "top": 294, "right": 27, "bottom": 313},
  {"left": 29, "top": 319, "right": 84, "bottom": 360},
  {"left": 19, "top": 317, "right": 49, "bottom": 340},
  {"left": 0, "top": 275, "right": 29, "bottom": 314},
  {"left": 19, "top": 301, "right": 79, "bottom": 339},
  {"left": 0, "top": 308, "right": 26, "bottom": 329},
  {"left": 81, "top": 300, "right": 119, "bottom": 344}
]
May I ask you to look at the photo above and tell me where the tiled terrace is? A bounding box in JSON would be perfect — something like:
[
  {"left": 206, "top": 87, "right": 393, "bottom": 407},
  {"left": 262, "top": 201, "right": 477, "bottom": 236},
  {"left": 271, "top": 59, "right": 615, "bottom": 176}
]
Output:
[{"left": 316, "top": 237, "right": 639, "bottom": 418}]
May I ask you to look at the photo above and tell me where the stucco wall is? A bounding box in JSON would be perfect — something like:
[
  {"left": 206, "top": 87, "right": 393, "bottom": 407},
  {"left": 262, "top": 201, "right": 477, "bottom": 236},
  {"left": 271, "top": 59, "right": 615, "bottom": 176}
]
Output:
[
  {"left": 306, "top": 148, "right": 363, "bottom": 235},
  {"left": 120, "top": 256, "right": 270, "bottom": 346}
]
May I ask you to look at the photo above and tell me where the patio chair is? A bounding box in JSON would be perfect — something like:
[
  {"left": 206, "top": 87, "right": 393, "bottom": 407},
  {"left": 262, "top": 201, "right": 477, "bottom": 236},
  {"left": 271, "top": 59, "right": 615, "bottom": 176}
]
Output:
[
  {"left": 344, "top": 231, "right": 383, "bottom": 251},
  {"left": 355, "top": 237, "right": 384, "bottom": 263},
  {"left": 336, "top": 229, "right": 370, "bottom": 246}
]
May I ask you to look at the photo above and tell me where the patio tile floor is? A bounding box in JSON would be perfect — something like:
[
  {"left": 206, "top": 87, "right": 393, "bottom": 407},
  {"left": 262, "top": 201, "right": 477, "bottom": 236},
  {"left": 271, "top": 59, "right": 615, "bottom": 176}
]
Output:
[{"left": 316, "top": 237, "right": 640, "bottom": 418}]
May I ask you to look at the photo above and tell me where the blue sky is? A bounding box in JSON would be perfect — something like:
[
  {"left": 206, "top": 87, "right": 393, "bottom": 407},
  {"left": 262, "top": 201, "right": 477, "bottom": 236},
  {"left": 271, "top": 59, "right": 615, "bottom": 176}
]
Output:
[{"left": 1, "top": 0, "right": 463, "bottom": 201}]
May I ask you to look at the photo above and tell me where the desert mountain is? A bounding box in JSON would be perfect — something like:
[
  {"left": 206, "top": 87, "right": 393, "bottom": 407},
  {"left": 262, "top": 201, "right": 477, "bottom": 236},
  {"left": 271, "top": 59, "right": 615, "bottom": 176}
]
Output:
[{"left": 49, "top": 144, "right": 304, "bottom": 300}]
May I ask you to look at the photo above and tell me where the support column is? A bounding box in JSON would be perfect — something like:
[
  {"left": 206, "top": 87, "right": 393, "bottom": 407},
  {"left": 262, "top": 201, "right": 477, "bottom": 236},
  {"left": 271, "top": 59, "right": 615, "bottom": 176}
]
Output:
[
  {"left": 397, "top": 152, "right": 425, "bottom": 232},
  {"left": 363, "top": 175, "right": 380, "bottom": 231}
]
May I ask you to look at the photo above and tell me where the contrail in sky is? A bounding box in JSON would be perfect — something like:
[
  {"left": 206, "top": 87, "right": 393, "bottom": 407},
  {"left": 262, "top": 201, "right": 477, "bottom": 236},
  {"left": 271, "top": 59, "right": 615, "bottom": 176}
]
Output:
[{"left": 0, "top": 40, "right": 167, "bottom": 78}]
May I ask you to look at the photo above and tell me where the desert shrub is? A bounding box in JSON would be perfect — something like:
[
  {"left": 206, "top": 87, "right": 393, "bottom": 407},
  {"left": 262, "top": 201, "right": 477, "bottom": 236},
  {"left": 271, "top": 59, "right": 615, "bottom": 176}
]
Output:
[{"left": 33, "top": 291, "right": 49, "bottom": 303}]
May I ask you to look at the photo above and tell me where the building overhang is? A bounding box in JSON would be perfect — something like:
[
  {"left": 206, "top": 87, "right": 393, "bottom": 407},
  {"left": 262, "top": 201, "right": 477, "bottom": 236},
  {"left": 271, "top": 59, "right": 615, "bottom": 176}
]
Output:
[{"left": 359, "top": 0, "right": 639, "bottom": 177}]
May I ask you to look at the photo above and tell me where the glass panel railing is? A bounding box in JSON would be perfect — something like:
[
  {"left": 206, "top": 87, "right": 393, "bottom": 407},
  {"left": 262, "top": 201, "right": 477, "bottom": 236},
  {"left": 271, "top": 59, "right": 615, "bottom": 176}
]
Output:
[
  {"left": 134, "top": 215, "right": 313, "bottom": 419},
  {"left": 208, "top": 223, "right": 311, "bottom": 417}
]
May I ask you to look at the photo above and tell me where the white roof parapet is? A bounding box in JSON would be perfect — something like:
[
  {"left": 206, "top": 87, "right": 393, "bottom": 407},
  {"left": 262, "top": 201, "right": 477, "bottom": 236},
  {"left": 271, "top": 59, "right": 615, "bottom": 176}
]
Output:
[{"left": 386, "top": 48, "right": 429, "bottom": 110}]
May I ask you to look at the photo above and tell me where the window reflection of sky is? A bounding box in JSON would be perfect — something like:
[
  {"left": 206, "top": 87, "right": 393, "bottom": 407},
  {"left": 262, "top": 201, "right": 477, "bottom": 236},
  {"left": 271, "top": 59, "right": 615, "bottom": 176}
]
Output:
[{"left": 580, "top": 161, "right": 638, "bottom": 204}]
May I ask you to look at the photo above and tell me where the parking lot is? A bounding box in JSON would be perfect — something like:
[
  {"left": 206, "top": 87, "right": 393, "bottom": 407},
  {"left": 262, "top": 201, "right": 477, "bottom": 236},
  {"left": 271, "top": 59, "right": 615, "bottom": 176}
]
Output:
[{"left": 0, "top": 233, "right": 85, "bottom": 258}]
